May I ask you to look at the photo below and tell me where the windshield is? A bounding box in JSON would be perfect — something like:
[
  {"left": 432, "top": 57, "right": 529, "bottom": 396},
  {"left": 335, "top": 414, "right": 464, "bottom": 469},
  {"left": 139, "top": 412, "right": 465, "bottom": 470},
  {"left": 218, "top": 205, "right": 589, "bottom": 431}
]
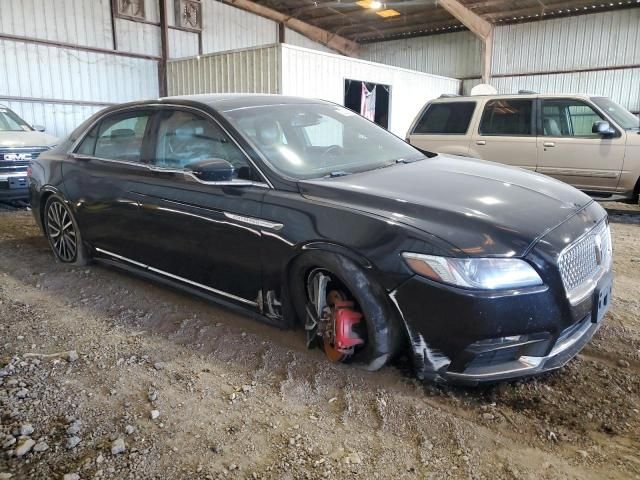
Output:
[
  {"left": 0, "top": 107, "right": 32, "bottom": 132},
  {"left": 223, "top": 103, "right": 426, "bottom": 179},
  {"left": 591, "top": 97, "right": 639, "bottom": 129}
]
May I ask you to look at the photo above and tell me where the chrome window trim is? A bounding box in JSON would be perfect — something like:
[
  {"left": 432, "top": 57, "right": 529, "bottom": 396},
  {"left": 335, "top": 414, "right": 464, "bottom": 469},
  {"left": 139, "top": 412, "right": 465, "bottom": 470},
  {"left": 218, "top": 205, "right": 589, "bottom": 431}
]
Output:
[
  {"left": 95, "top": 247, "right": 258, "bottom": 306},
  {"left": 68, "top": 154, "right": 271, "bottom": 189},
  {"left": 70, "top": 103, "right": 274, "bottom": 189}
]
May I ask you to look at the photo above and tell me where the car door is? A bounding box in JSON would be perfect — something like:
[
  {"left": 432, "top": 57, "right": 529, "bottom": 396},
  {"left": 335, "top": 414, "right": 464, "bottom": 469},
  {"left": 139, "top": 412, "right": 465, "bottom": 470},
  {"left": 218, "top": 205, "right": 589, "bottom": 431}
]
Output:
[
  {"left": 129, "top": 106, "right": 269, "bottom": 307},
  {"left": 470, "top": 98, "right": 538, "bottom": 170},
  {"left": 535, "top": 98, "right": 626, "bottom": 192},
  {"left": 62, "top": 109, "right": 153, "bottom": 260},
  {"left": 407, "top": 101, "right": 476, "bottom": 156}
]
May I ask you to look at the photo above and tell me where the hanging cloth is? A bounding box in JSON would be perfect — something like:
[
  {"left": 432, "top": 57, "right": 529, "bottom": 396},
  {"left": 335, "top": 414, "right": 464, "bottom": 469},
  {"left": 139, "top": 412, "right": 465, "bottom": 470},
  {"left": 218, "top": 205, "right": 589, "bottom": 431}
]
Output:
[{"left": 360, "top": 83, "right": 376, "bottom": 121}]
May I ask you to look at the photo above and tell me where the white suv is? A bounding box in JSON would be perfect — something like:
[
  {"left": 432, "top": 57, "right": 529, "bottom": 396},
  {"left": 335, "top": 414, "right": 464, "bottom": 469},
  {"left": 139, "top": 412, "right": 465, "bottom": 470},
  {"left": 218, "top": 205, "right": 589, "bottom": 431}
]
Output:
[
  {"left": 0, "top": 105, "right": 58, "bottom": 201},
  {"left": 407, "top": 94, "right": 640, "bottom": 201}
]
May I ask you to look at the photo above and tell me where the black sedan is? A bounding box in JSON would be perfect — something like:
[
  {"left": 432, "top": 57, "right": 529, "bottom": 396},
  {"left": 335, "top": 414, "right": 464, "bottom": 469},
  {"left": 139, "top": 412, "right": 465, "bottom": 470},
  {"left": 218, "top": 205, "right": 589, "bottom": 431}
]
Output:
[{"left": 29, "top": 95, "right": 613, "bottom": 384}]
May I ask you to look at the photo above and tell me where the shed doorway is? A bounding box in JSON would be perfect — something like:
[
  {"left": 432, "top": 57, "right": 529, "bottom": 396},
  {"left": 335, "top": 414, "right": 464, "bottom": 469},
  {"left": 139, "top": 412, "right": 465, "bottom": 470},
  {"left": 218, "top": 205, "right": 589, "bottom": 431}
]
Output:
[{"left": 344, "top": 79, "right": 390, "bottom": 129}]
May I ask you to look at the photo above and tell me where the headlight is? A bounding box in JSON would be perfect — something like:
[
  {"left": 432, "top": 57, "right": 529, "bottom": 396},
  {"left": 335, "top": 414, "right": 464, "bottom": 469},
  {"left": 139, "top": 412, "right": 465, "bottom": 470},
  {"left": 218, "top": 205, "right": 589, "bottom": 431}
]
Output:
[{"left": 402, "top": 253, "right": 543, "bottom": 290}]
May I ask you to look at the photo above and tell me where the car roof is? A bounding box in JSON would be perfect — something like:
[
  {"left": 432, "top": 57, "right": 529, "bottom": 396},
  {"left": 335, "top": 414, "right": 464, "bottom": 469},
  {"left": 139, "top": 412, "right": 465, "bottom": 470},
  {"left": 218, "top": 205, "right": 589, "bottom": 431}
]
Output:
[
  {"left": 430, "top": 93, "right": 598, "bottom": 102},
  {"left": 161, "top": 94, "right": 333, "bottom": 112}
]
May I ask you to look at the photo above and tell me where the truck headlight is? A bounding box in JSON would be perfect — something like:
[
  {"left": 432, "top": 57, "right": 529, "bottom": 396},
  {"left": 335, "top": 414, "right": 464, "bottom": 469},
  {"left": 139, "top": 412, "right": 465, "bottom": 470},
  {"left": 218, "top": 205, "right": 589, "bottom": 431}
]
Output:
[{"left": 402, "top": 253, "right": 543, "bottom": 290}]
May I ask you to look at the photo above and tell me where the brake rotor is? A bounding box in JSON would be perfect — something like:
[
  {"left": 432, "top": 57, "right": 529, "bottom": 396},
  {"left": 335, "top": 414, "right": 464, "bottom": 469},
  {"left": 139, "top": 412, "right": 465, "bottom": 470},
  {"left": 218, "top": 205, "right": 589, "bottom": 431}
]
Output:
[{"left": 322, "top": 290, "right": 365, "bottom": 362}]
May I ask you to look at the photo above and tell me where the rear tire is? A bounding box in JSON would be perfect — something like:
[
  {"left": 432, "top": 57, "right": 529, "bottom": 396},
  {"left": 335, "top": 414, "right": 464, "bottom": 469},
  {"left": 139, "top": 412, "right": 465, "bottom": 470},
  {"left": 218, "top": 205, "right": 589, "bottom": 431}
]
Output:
[
  {"left": 44, "top": 195, "right": 89, "bottom": 266},
  {"left": 289, "top": 251, "right": 403, "bottom": 371}
]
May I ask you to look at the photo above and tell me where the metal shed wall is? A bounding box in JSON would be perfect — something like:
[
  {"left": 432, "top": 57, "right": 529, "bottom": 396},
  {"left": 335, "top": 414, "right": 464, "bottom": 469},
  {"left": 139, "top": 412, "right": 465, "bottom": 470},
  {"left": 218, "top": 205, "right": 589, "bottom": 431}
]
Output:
[
  {"left": 167, "top": 46, "right": 281, "bottom": 96},
  {"left": 0, "top": 38, "right": 159, "bottom": 138},
  {"left": 0, "top": 0, "right": 160, "bottom": 138},
  {"left": 280, "top": 45, "right": 460, "bottom": 137},
  {"left": 360, "top": 31, "right": 482, "bottom": 80},
  {"left": 360, "top": 9, "right": 640, "bottom": 113},
  {"left": 489, "top": 9, "right": 640, "bottom": 113},
  {"left": 492, "top": 10, "right": 640, "bottom": 75},
  {"left": 284, "top": 28, "right": 335, "bottom": 54},
  {"left": 201, "top": 0, "right": 278, "bottom": 54}
]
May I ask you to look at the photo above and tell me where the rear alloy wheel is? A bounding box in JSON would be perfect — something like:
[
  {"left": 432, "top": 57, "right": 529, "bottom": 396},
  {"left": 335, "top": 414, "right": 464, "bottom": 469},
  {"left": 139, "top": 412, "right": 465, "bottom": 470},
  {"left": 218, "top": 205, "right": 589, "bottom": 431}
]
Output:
[{"left": 44, "top": 196, "right": 89, "bottom": 265}]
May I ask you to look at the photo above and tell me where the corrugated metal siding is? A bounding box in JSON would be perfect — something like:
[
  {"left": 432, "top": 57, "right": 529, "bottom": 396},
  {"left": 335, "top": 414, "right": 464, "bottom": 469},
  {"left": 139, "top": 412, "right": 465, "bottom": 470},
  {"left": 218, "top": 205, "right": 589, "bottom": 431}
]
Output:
[
  {"left": 115, "top": 19, "right": 162, "bottom": 57},
  {"left": 492, "top": 69, "right": 640, "bottom": 113},
  {"left": 493, "top": 10, "right": 640, "bottom": 75},
  {"left": 0, "top": 0, "right": 113, "bottom": 49},
  {"left": 0, "top": 39, "right": 159, "bottom": 103},
  {"left": 201, "top": 0, "right": 277, "bottom": 54},
  {"left": 167, "top": 45, "right": 280, "bottom": 96},
  {"left": 3, "top": 100, "right": 105, "bottom": 139},
  {"left": 462, "top": 78, "right": 483, "bottom": 96},
  {"left": 281, "top": 45, "right": 460, "bottom": 137},
  {"left": 284, "top": 28, "right": 334, "bottom": 54},
  {"left": 359, "top": 31, "right": 482, "bottom": 79},
  {"left": 168, "top": 29, "right": 199, "bottom": 59},
  {"left": 143, "top": 0, "right": 160, "bottom": 23}
]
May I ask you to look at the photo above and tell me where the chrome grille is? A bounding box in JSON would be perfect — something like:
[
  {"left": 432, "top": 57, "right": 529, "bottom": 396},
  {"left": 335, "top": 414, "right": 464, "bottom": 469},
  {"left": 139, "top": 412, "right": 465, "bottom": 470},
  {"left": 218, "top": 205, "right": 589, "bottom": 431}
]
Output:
[
  {"left": 0, "top": 147, "right": 48, "bottom": 173},
  {"left": 558, "top": 222, "right": 612, "bottom": 295}
]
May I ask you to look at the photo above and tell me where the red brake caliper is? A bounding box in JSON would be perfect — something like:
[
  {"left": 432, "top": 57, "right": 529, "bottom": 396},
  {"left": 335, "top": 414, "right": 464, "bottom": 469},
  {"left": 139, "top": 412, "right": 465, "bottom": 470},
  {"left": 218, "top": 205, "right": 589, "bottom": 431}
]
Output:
[{"left": 332, "top": 300, "right": 365, "bottom": 354}]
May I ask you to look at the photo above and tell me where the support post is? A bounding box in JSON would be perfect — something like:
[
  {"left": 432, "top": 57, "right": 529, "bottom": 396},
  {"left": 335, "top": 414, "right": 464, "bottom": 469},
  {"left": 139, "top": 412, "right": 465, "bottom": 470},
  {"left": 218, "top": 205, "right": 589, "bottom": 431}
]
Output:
[
  {"left": 158, "top": 0, "right": 169, "bottom": 97},
  {"left": 437, "top": 0, "right": 493, "bottom": 83}
]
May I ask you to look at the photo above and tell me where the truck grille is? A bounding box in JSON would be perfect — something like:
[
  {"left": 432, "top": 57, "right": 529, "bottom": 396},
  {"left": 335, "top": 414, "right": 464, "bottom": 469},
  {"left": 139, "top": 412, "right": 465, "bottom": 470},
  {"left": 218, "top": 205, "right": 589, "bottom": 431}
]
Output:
[
  {"left": 0, "top": 147, "right": 48, "bottom": 173},
  {"left": 558, "top": 221, "right": 612, "bottom": 295}
]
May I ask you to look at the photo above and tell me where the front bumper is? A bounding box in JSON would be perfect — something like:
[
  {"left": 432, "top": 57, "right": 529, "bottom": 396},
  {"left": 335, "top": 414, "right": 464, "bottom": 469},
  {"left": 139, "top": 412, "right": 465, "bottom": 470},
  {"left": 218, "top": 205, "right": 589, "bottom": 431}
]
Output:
[
  {"left": 0, "top": 173, "right": 29, "bottom": 200},
  {"left": 392, "top": 203, "right": 612, "bottom": 385},
  {"left": 393, "top": 271, "right": 611, "bottom": 385}
]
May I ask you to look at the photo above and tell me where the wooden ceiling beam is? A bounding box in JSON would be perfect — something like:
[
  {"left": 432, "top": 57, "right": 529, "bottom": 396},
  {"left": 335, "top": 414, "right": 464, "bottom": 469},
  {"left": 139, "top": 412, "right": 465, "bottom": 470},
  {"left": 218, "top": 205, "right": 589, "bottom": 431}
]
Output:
[
  {"left": 222, "top": 0, "right": 359, "bottom": 56},
  {"left": 437, "top": 0, "right": 492, "bottom": 38}
]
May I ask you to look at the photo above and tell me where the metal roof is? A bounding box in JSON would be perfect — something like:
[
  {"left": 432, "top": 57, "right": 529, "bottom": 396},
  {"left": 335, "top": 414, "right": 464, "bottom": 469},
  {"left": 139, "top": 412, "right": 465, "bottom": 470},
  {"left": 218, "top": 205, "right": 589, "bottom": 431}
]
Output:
[{"left": 250, "top": 0, "right": 640, "bottom": 42}]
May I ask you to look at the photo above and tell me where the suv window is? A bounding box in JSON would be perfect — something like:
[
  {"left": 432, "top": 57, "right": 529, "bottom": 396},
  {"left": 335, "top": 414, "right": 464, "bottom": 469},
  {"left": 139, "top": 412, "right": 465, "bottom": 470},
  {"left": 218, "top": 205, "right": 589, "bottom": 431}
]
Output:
[
  {"left": 413, "top": 102, "right": 476, "bottom": 134},
  {"left": 479, "top": 99, "right": 533, "bottom": 136},
  {"left": 87, "top": 112, "right": 150, "bottom": 162},
  {"left": 542, "top": 99, "right": 605, "bottom": 137},
  {"left": 154, "top": 110, "right": 254, "bottom": 180}
]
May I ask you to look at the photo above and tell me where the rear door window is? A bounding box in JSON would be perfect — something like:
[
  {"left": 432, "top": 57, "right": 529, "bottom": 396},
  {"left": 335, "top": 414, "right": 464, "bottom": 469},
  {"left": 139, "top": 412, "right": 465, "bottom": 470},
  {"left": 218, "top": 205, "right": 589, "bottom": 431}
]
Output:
[
  {"left": 479, "top": 99, "right": 534, "bottom": 136},
  {"left": 413, "top": 102, "right": 476, "bottom": 134},
  {"left": 92, "top": 112, "right": 151, "bottom": 162}
]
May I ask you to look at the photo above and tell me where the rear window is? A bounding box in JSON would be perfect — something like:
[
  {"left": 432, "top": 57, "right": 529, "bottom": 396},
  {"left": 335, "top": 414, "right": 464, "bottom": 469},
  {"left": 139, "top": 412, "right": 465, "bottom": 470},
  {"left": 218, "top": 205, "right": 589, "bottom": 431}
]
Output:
[
  {"left": 479, "top": 99, "right": 533, "bottom": 136},
  {"left": 412, "top": 102, "right": 476, "bottom": 135}
]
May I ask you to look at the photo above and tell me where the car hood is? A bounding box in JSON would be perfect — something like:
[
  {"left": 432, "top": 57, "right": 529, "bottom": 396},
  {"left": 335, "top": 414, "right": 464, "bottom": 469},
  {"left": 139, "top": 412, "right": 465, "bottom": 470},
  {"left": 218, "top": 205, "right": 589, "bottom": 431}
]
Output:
[
  {"left": 0, "top": 131, "right": 58, "bottom": 148},
  {"left": 300, "top": 155, "right": 594, "bottom": 257}
]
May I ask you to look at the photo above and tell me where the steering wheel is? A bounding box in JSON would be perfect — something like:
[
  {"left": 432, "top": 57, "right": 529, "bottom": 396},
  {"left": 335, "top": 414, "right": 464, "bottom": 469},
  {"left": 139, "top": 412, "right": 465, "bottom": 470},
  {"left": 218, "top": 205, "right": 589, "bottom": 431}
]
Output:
[{"left": 320, "top": 145, "right": 343, "bottom": 159}]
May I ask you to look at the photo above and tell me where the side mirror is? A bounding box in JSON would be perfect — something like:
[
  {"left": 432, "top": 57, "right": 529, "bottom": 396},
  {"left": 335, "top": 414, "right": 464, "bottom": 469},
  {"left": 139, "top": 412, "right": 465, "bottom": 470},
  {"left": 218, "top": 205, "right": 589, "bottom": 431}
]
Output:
[
  {"left": 592, "top": 121, "right": 615, "bottom": 137},
  {"left": 185, "top": 158, "right": 235, "bottom": 182},
  {"left": 33, "top": 125, "right": 46, "bottom": 132}
]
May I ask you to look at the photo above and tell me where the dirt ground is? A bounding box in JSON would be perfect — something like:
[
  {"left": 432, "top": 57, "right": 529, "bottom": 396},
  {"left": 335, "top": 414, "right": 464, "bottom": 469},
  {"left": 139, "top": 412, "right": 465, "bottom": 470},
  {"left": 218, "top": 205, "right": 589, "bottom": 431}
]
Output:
[{"left": 0, "top": 204, "right": 639, "bottom": 480}]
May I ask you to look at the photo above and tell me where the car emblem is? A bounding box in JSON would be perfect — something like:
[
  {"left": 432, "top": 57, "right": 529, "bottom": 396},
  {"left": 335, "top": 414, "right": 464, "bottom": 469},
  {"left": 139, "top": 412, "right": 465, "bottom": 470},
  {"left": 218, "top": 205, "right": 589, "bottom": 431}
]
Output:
[
  {"left": 594, "top": 235, "right": 603, "bottom": 266},
  {"left": 3, "top": 153, "right": 32, "bottom": 161}
]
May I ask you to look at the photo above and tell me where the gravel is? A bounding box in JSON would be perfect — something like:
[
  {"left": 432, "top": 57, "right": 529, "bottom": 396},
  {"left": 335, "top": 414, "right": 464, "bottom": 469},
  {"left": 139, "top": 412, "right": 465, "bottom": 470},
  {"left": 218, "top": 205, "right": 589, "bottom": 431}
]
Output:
[{"left": 0, "top": 208, "right": 639, "bottom": 479}]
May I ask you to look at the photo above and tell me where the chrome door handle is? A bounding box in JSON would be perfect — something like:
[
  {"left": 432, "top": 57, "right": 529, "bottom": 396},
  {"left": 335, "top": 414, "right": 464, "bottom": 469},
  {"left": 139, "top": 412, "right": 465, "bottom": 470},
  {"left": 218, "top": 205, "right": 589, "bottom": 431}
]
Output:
[
  {"left": 476, "top": 140, "right": 486, "bottom": 145},
  {"left": 543, "top": 142, "right": 556, "bottom": 147}
]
